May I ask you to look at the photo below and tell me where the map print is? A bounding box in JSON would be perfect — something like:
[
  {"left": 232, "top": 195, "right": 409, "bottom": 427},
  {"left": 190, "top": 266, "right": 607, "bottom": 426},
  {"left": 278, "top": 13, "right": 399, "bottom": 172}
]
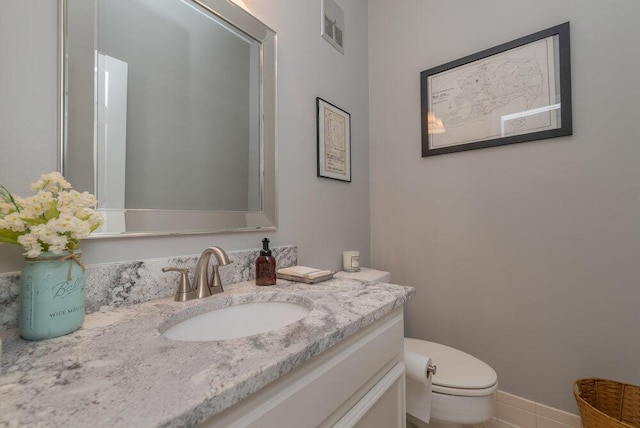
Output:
[
  {"left": 428, "top": 37, "right": 558, "bottom": 149},
  {"left": 323, "top": 107, "right": 347, "bottom": 175}
]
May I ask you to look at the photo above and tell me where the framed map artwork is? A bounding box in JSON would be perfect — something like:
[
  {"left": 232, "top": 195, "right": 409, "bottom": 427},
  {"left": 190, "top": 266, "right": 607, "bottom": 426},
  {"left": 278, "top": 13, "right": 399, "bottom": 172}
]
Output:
[
  {"left": 421, "top": 22, "right": 572, "bottom": 157},
  {"left": 317, "top": 98, "right": 351, "bottom": 182}
]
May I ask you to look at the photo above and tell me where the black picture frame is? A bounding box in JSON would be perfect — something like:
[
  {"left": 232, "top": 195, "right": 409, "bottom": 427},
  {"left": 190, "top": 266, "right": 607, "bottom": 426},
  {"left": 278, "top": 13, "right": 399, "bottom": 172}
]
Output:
[
  {"left": 317, "top": 97, "right": 352, "bottom": 182},
  {"left": 421, "top": 22, "right": 572, "bottom": 157}
]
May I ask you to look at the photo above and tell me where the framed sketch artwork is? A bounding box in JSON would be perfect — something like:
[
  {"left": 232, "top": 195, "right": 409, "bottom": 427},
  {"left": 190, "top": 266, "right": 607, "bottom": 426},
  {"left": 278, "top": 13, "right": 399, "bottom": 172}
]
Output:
[
  {"left": 421, "top": 22, "right": 572, "bottom": 157},
  {"left": 317, "top": 98, "right": 351, "bottom": 182}
]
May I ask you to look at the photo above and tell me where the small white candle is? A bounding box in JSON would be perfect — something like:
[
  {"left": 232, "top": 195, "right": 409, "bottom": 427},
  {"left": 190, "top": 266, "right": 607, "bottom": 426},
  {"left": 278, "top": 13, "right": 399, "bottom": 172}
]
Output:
[{"left": 343, "top": 251, "right": 360, "bottom": 272}]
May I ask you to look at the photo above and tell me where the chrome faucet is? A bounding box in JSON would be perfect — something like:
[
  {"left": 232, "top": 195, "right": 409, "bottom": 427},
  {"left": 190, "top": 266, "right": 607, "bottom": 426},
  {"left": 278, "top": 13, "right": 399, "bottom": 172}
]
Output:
[
  {"left": 163, "top": 246, "right": 233, "bottom": 302},
  {"left": 201, "top": 246, "right": 233, "bottom": 295}
]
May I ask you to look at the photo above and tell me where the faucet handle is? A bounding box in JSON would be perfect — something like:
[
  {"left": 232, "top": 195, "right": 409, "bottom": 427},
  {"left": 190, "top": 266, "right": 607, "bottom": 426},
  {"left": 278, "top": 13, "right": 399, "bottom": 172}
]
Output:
[
  {"left": 209, "top": 249, "right": 234, "bottom": 294},
  {"left": 210, "top": 263, "right": 231, "bottom": 294},
  {"left": 162, "top": 267, "right": 193, "bottom": 302}
]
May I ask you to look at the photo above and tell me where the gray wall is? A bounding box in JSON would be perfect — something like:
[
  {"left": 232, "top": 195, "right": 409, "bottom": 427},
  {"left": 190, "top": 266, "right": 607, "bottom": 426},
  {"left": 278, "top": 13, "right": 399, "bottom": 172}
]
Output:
[
  {"left": 0, "top": 1, "right": 371, "bottom": 275},
  {"left": 369, "top": 0, "right": 640, "bottom": 413},
  {"left": 7, "top": 0, "right": 636, "bottom": 415}
]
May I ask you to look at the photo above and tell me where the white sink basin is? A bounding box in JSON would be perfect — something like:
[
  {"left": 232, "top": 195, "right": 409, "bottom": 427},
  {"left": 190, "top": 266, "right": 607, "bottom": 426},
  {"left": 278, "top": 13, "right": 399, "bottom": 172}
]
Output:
[{"left": 162, "top": 301, "right": 311, "bottom": 342}]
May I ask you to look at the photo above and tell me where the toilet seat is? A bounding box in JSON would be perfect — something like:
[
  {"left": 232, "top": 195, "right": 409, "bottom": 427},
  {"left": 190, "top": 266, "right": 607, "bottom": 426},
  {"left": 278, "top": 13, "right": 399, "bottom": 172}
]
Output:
[{"left": 404, "top": 338, "right": 498, "bottom": 397}]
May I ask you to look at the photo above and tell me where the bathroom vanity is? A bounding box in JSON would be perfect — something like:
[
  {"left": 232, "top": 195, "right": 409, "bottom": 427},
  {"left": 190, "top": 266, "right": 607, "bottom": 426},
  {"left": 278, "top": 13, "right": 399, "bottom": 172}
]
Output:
[{"left": 0, "top": 278, "right": 414, "bottom": 427}]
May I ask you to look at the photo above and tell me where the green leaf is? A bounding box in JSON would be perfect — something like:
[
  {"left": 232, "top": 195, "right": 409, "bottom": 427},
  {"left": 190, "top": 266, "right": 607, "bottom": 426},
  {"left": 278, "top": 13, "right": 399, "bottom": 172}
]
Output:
[
  {"left": 22, "top": 217, "right": 46, "bottom": 226},
  {"left": 0, "top": 229, "right": 21, "bottom": 241},
  {"left": 0, "top": 238, "right": 20, "bottom": 245},
  {"left": 0, "top": 184, "right": 22, "bottom": 212},
  {"left": 43, "top": 203, "right": 60, "bottom": 221}
]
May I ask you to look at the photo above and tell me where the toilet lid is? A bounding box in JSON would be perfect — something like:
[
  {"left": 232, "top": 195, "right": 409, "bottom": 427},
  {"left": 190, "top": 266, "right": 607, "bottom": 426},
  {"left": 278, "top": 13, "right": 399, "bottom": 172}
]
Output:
[{"left": 404, "top": 338, "right": 498, "bottom": 393}]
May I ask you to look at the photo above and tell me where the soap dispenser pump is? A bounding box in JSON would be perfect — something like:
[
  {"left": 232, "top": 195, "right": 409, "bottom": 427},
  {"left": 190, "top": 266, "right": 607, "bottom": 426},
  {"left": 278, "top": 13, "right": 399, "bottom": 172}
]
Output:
[{"left": 256, "top": 238, "right": 277, "bottom": 286}]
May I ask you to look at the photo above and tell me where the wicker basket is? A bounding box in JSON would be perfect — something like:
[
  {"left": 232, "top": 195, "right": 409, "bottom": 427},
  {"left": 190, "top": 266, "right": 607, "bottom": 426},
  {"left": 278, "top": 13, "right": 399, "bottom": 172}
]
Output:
[{"left": 574, "top": 378, "right": 640, "bottom": 428}]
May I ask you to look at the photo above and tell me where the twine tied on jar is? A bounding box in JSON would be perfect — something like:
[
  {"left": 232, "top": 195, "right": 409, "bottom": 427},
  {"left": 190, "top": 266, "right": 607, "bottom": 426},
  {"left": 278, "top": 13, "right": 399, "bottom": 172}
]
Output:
[{"left": 26, "top": 252, "right": 86, "bottom": 280}]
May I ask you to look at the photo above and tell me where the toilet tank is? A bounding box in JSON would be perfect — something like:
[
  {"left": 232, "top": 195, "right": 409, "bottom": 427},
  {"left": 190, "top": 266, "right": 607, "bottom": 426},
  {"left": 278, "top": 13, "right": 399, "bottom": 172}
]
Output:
[{"left": 334, "top": 267, "right": 391, "bottom": 283}]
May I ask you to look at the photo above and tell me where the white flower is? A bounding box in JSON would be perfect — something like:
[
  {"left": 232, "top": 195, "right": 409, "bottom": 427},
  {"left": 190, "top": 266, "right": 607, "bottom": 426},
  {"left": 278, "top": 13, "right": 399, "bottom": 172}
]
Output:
[
  {"left": 0, "top": 201, "right": 14, "bottom": 215},
  {"left": 20, "top": 192, "right": 54, "bottom": 217},
  {"left": 1, "top": 212, "right": 26, "bottom": 232},
  {"left": 1, "top": 171, "right": 104, "bottom": 257},
  {"left": 46, "top": 213, "right": 70, "bottom": 234},
  {"left": 45, "top": 234, "right": 69, "bottom": 254},
  {"left": 75, "top": 207, "right": 94, "bottom": 219},
  {"left": 30, "top": 171, "right": 71, "bottom": 193},
  {"left": 88, "top": 212, "right": 104, "bottom": 228},
  {"left": 57, "top": 190, "right": 97, "bottom": 215},
  {"left": 31, "top": 224, "right": 53, "bottom": 241},
  {"left": 17, "top": 233, "right": 43, "bottom": 258}
]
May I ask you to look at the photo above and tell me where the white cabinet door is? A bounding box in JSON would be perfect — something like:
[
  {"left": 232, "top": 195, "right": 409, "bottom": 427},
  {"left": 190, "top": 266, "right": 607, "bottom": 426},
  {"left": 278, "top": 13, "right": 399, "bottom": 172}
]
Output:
[{"left": 334, "top": 362, "right": 406, "bottom": 428}]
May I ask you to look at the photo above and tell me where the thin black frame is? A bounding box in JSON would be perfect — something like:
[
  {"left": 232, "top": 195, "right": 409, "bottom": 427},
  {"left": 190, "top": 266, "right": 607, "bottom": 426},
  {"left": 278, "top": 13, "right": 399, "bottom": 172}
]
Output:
[
  {"left": 317, "top": 97, "right": 352, "bottom": 182},
  {"left": 421, "top": 22, "right": 572, "bottom": 157}
]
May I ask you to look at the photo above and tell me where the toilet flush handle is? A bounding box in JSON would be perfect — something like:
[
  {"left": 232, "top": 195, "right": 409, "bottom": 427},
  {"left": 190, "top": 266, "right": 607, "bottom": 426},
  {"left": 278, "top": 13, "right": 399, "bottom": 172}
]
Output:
[{"left": 427, "top": 363, "right": 437, "bottom": 377}]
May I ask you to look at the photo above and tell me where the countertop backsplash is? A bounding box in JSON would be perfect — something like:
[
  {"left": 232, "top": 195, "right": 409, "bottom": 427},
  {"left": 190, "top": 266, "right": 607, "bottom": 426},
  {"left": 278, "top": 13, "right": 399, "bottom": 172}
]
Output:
[{"left": 0, "top": 245, "right": 297, "bottom": 331}]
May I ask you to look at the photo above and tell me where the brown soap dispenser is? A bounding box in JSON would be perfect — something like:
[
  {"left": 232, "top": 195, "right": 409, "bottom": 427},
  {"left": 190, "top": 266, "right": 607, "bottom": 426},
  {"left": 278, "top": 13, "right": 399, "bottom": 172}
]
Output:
[{"left": 256, "top": 238, "right": 277, "bottom": 286}]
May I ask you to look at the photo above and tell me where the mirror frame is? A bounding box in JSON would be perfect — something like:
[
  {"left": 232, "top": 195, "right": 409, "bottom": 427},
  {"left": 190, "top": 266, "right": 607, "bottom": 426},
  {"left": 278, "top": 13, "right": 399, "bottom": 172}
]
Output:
[{"left": 58, "top": 0, "right": 277, "bottom": 238}]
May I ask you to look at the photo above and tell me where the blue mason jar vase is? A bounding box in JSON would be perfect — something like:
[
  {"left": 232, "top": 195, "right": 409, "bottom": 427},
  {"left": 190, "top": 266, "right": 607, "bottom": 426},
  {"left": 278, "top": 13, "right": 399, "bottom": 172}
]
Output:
[{"left": 19, "top": 250, "right": 85, "bottom": 340}]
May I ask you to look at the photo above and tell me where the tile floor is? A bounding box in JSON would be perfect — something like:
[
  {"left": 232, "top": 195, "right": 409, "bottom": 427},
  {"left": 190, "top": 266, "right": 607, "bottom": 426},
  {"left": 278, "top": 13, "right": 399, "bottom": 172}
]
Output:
[
  {"left": 476, "top": 419, "right": 518, "bottom": 428},
  {"left": 407, "top": 418, "right": 515, "bottom": 428}
]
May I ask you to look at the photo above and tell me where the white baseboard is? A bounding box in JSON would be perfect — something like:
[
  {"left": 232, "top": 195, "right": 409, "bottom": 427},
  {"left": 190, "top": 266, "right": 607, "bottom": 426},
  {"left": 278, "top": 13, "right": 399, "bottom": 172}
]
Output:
[{"left": 494, "top": 390, "right": 582, "bottom": 428}]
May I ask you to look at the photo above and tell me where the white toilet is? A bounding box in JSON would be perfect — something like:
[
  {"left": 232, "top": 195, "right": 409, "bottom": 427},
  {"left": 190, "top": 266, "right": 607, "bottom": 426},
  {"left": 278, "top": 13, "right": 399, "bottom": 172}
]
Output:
[
  {"left": 404, "top": 338, "right": 498, "bottom": 427},
  {"left": 335, "top": 268, "right": 498, "bottom": 428}
]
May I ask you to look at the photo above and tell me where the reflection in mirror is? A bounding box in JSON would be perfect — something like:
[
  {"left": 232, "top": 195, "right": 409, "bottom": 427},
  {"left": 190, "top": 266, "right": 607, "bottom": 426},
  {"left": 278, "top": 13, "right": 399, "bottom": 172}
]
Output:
[{"left": 61, "top": 0, "right": 277, "bottom": 237}]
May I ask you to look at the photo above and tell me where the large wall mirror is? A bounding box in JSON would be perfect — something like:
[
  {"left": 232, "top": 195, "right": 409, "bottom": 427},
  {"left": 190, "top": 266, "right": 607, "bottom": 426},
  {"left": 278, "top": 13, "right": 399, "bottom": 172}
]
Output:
[{"left": 59, "top": 0, "right": 277, "bottom": 237}]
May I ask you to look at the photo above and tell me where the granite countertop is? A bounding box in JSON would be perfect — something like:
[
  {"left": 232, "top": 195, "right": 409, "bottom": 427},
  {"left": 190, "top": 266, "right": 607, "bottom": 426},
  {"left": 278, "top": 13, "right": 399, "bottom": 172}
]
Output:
[{"left": 0, "top": 278, "right": 414, "bottom": 427}]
